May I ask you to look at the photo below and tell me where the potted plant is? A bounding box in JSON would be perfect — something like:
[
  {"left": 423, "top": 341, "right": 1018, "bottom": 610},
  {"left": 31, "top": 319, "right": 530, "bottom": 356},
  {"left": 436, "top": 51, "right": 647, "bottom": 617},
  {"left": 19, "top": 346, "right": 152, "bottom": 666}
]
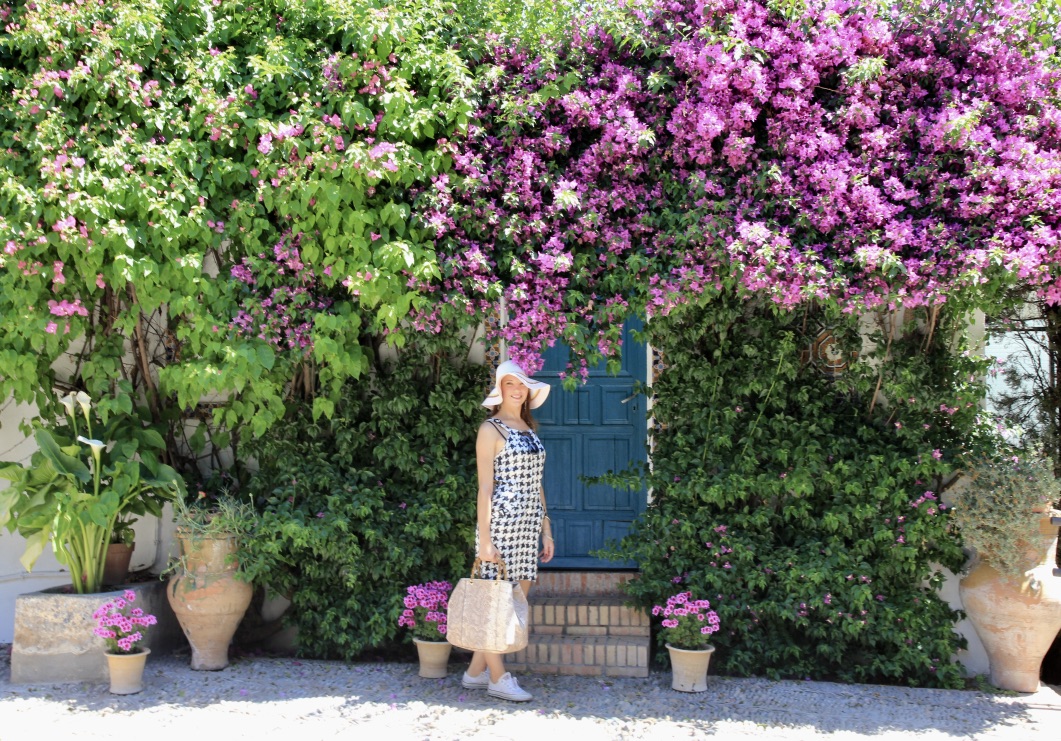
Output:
[
  {"left": 102, "top": 515, "right": 138, "bottom": 586},
  {"left": 653, "top": 591, "right": 721, "bottom": 692},
  {"left": 950, "top": 448, "right": 1061, "bottom": 692},
  {"left": 399, "top": 580, "right": 452, "bottom": 678},
  {"left": 0, "top": 389, "right": 184, "bottom": 593},
  {"left": 166, "top": 489, "right": 257, "bottom": 670},
  {"left": 94, "top": 588, "right": 157, "bottom": 694}
]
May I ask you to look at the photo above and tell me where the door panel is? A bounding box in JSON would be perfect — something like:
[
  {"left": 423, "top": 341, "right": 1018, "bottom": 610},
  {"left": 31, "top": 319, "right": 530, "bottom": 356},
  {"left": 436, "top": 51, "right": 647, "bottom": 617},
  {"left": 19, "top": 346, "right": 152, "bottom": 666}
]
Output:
[
  {"left": 602, "top": 386, "right": 634, "bottom": 424},
  {"left": 543, "top": 434, "right": 577, "bottom": 512},
  {"left": 583, "top": 435, "right": 629, "bottom": 511},
  {"left": 563, "top": 520, "right": 595, "bottom": 562}
]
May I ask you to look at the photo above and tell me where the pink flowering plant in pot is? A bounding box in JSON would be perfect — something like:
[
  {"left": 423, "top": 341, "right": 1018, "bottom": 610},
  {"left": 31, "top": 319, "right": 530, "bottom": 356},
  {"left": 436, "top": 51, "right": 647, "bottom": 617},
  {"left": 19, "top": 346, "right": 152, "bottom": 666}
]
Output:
[
  {"left": 94, "top": 589, "right": 157, "bottom": 654},
  {"left": 653, "top": 592, "right": 721, "bottom": 650},
  {"left": 399, "top": 580, "right": 451, "bottom": 641}
]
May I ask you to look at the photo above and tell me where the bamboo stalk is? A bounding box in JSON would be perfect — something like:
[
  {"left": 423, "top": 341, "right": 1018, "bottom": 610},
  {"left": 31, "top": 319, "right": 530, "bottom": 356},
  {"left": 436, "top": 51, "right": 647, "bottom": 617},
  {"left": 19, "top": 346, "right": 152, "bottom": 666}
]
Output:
[
  {"left": 868, "top": 312, "right": 896, "bottom": 417},
  {"left": 923, "top": 305, "right": 940, "bottom": 352},
  {"left": 127, "top": 286, "right": 161, "bottom": 421}
]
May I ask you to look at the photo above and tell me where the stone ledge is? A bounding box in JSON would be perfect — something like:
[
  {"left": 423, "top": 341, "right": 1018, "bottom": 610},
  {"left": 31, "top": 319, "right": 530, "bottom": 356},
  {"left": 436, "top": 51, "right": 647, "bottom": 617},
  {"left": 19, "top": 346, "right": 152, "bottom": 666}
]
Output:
[{"left": 10, "top": 579, "right": 185, "bottom": 684}]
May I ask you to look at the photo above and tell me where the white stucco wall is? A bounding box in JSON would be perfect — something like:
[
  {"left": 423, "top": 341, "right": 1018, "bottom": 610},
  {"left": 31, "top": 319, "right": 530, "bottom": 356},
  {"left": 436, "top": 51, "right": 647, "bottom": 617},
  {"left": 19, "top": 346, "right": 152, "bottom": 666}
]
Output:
[{"left": 0, "top": 397, "right": 68, "bottom": 642}]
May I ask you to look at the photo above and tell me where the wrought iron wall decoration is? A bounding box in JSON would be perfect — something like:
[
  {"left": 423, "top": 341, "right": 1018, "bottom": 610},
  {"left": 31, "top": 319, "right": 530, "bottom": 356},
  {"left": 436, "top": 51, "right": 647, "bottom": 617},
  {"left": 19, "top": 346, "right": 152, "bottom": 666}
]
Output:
[{"left": 801, "top": 325, "right": 857, "bottom": 377}]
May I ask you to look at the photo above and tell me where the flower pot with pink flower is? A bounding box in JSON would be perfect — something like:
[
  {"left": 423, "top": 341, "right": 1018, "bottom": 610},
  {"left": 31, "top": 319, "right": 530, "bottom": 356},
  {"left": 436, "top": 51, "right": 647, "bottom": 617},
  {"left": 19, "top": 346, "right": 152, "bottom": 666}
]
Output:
[
  {"left": 94, "top": 588, "right": 157, "bottom": 694},
  {"left": 653, "top": 591, "right": 721, "bottom": 692},
  {"left": 399, "top": 580, "right": 452, "bottom": 678}
]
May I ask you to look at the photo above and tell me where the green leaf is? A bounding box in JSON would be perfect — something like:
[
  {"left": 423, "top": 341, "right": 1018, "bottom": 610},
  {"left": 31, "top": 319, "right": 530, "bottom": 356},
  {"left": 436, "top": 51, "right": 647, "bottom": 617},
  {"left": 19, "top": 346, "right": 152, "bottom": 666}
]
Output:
[
  {"left": 34, "top": 431, "right": 91, "bottom": 484},
  {"left": 19, "top": 530, "right": 52, "bottom": 572}
]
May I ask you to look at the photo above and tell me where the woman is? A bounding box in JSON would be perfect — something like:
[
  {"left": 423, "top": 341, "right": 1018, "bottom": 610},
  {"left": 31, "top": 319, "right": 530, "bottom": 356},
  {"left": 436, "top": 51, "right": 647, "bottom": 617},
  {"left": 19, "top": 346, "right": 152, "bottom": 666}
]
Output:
[{"left": 461, "top": 360, "right": 555, "bottom": 702}]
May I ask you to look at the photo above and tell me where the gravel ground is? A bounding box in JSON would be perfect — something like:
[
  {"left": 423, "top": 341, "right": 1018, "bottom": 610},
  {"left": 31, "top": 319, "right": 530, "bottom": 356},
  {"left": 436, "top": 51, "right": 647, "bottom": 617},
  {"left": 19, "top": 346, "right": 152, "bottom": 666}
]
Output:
[{"left": 2, "top": 646, "right": 1059, "bottom": 740}]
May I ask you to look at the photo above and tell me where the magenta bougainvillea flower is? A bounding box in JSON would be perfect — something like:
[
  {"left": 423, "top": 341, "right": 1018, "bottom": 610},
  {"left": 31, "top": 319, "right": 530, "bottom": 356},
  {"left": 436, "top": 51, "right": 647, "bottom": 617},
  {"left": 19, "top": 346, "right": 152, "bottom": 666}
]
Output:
[{"left": 417, "top": 0, "right": 1061, "bottom": 370}]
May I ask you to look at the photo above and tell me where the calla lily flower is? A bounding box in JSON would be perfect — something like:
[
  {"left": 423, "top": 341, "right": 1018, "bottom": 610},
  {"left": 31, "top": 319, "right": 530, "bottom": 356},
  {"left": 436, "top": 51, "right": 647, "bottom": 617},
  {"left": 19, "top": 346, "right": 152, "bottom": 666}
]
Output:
[
  {"left": 59, "top": 393, "right": 76, "bottom": 419},
  {"left": 74, "top": 391, "right": 92, "bottom": 430},
  {"left": 76, "top": 435, "right": 105, "bottom": 456}
]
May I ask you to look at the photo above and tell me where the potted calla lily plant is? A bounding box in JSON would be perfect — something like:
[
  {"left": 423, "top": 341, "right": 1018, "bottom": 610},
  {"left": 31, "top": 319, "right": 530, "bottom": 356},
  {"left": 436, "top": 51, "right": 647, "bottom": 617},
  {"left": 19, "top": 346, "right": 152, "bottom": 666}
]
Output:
[{"left": 0, "top": 388, "right": 185, "bottom": 593}]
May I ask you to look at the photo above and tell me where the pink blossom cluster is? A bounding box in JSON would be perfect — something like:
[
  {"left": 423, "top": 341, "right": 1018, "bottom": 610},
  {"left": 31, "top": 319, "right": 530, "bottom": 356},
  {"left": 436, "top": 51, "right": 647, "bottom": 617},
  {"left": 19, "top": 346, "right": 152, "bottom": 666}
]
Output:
[
  {"left": 909, "top": 489, "right": 942, "bottom": 516},
  {"left": 398, "top": 580, "right": 452, "bottom": 639},
  {"left": 354, "top": 57, "right": 392, "bottom": 96},
  {"left": 48, "top": 298, "right": 88, "bottom": 317},
  {"left": 417, "top": 27, "right": 665, "bottom": 369},
  {"left": 93, "top": 589, "right": 157, "bottom": 655},
  {"left": 652, "top": 591, "right": 721, "bottom": 647},
  {"left": 229, "top": 236, "right": 332, "bottom": 355},
  {"left": 419, "top": 0, "right": 1061, "bottom": 361}
]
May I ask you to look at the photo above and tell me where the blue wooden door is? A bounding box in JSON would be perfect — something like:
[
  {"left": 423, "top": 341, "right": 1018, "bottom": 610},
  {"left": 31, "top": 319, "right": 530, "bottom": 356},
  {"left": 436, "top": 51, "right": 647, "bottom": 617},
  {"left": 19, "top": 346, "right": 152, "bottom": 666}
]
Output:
[{"left": 532, "top": 322, "right": 648, "bottom": 569}]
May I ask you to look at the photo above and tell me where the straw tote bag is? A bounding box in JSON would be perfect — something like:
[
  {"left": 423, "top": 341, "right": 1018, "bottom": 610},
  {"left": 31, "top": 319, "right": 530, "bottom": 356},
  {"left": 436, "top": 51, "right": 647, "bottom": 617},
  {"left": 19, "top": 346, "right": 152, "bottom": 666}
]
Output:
[{"left": 446, "top": 557, "right": 529, "bottom": 653}]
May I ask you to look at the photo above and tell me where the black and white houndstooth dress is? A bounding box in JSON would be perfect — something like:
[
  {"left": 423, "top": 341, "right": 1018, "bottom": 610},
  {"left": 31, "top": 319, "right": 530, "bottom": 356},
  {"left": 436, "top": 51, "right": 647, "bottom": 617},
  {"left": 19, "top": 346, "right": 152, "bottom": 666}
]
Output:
[{"left": 476, "top": 418, "right": 546, "bottom": 582}]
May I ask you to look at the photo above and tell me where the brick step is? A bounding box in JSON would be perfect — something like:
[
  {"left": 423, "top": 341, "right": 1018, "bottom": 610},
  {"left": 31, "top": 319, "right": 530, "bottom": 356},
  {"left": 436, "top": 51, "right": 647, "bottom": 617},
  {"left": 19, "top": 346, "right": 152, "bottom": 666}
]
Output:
[
  {"left": 534, "top": 570, "right": 637, "bottom": 597},
  {"left": 530, "top": 595, "right": 649, "bottom": 637},
  {"left": 506, "top": 634, "right": 650, "bottom": 678}
]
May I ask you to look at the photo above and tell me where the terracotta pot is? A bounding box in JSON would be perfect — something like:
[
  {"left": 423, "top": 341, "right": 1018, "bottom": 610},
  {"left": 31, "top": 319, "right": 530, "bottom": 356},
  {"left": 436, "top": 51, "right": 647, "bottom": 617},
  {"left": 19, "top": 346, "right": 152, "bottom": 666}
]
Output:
[
  {"left": 167, "top": 531, "right": 252, "bottom": 671},
  {"left": 413, "top": 638, "right": 452, "bottom": 678},
  {"left": 103, "top": 542, "right": 135, "bottom": 586},
  {"left": 666, "top": 643, "right": 715, "bottom": 692},
  {"left": 960, "top": 511, "right": 1061, "bottom": 693},
  {"left": 105, "top": 648, "right": 150, "bottom": 694}
]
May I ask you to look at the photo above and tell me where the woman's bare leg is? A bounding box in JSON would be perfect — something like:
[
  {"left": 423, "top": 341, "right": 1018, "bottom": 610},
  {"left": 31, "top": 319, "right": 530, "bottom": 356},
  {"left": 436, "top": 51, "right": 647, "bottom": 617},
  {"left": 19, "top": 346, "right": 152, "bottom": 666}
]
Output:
[
  {"left": 468, "top": 581, "right": 533, "bottom": 682},
  {"left": 468, "top": 651, "right": 487, "bottom": 677},
  {"left": 468, "top": 650, "right": 506, "bottom": 681}
]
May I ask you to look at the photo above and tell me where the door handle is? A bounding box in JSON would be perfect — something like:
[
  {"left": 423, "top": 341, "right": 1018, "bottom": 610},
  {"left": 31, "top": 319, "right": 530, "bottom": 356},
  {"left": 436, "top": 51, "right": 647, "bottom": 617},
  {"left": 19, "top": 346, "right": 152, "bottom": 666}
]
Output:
[{"left": 621, "top": 393, "right": 638, "bottom": 404}]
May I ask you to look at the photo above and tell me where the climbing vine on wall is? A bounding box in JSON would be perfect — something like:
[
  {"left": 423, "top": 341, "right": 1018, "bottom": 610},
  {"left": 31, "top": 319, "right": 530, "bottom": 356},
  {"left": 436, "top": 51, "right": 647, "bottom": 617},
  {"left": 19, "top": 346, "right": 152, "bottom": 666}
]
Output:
[{"left": 600, "top": 293, "right": 990, "bottom": 688}]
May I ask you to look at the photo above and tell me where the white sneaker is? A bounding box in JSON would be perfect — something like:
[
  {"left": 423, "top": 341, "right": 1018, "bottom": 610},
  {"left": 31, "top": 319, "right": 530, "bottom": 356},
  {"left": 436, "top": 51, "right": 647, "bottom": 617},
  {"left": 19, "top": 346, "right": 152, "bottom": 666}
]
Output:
[
  {"left": 487, "top": 672, "right": 532, "bottom": 702},
  {"left": 461, "top": 669, "right": 489, "bottom": 689}
]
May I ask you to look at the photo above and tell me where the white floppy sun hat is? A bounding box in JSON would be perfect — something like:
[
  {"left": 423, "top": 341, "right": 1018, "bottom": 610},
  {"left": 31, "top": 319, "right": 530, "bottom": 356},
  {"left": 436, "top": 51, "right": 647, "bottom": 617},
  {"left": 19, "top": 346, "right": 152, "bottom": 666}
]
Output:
[{"left": 481, "top": 360, "right": 551, "bottom": 409}]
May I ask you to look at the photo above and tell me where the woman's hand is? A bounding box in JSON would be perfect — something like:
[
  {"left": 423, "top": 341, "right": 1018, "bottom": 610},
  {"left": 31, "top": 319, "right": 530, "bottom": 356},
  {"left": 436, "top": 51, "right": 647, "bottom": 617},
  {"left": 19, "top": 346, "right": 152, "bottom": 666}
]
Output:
[
  {"left": 479, "top": 541, "right": 500, "bottom": 563},
  {"left": 540, "top": 533, "right": 554, "bottom": 563}
]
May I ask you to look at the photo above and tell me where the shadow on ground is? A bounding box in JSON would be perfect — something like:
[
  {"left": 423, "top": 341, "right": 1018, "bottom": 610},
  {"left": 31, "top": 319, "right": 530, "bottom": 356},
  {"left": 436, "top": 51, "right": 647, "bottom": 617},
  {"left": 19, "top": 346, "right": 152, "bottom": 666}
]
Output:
[{"left": 3, "top": 648, "right": 1058, "bottom": 739}]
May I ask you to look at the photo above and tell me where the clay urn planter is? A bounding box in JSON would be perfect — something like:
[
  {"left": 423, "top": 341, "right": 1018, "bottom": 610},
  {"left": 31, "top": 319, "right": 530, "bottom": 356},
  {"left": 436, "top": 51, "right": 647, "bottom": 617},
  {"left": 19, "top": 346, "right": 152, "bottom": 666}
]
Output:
[
  {"left": 951, "top": 452, "right": 1061, "bottom": 692},
  {"left": 666, "top": 643, "right": 716, "bottom": 692},
  {"left": 105, "top": 648, "right": 151, "bottom": 694},
  {"left": 166, "top": 493, "right": 258, "bottom": 670},
  {"left": 168, "top": 529, "right": 253, "bottom": 670},
  {"left": 959, "top": 510, "right": 1061, "bottom": 692},
  {"left": 413, "top": 638, "right": 452, "bottom": 678}
]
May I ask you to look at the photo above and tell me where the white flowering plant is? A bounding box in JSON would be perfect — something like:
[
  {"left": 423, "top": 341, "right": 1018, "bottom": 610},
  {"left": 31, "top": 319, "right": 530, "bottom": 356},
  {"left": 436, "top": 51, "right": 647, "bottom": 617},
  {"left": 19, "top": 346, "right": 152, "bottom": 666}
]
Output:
[
  {"left": 950, "top": 446, "right": 1059, "bottom": 589},
  {"left": 653, "top": 591, "right": 721, "bottom": 650},
  {"left": 0, "top": 389, "right": 184, "bottom": 593}
]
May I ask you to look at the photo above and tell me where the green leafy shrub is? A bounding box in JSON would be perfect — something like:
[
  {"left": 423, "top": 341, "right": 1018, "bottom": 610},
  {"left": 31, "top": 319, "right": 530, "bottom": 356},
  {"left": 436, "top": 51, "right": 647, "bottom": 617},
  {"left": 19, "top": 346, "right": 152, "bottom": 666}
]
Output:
[
  {"left": 601, "top": 295, "right": 988, "bottom": 687},
  {"left": 0, "top": 0, "right": 481, "bottom": 463},
  {"left": 238, "top": 331, "right": 489, "bottom": 659}
]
